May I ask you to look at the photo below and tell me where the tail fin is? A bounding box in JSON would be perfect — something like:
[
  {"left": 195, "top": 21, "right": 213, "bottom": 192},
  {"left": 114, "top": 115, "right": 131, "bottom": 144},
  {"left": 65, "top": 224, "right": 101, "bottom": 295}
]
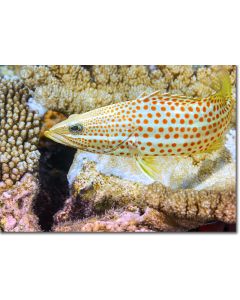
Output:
[{"left": 215, "top": 69, "right": 232, "bottom": 100}]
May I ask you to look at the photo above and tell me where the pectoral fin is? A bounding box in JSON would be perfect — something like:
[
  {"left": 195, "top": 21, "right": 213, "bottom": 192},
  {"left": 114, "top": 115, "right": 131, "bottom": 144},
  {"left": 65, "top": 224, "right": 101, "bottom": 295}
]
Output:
[
  {"left": 135, "top": 155, "right": 161, "bottom": 180},
  {"left": 204, "top": 138, "right": 224, "bottom": 153}
]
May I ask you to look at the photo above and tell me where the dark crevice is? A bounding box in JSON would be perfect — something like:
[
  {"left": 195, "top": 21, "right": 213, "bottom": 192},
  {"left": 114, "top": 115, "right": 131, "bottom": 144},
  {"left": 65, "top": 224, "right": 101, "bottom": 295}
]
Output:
[{"left": 33, "top": 140, "right": 76, "bottom": 231}]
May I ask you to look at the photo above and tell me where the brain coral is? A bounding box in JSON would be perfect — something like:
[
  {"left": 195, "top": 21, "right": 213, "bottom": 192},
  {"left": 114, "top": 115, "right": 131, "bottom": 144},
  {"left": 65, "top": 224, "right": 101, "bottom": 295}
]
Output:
[{"left": 0, "top": 78, "right": 40, "bottom": 190}]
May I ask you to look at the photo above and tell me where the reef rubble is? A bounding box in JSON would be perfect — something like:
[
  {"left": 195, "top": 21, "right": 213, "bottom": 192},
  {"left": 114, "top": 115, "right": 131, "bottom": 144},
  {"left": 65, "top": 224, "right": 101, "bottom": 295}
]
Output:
[{"left": 0, "top": 174, "right": 40, "bottom": 232}]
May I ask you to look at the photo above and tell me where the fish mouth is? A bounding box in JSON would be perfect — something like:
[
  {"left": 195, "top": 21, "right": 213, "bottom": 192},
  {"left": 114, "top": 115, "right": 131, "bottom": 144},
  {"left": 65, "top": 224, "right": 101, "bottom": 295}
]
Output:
[{"left": 44, "top": 130, "right": 77, "bottom": 148}]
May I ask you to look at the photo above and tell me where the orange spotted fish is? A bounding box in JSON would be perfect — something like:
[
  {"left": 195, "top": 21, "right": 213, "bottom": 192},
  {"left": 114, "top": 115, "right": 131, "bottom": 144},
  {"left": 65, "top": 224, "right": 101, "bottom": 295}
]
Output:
[{"left": 45, "top": 71, "right": 234, "bottom": 179}]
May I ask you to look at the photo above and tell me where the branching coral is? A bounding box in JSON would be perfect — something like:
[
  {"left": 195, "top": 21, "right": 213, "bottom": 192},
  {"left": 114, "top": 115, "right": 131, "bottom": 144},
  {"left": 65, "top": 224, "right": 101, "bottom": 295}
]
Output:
[
  {"left": 20, "top": 65, "right": 236, "bottom": 119},
  {"left": 0, "top": 78, "right": 41, "bottom": 190}
]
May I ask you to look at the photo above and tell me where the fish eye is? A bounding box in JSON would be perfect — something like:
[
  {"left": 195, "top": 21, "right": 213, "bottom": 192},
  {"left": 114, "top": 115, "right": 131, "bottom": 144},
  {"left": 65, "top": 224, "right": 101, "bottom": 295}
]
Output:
[{"left": 69, "top": 123, "right": 83, "bottom": 133}]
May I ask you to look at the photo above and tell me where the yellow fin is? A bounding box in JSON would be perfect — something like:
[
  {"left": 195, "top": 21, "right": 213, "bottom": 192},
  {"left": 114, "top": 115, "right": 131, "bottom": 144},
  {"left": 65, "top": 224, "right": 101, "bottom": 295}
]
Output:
[
  {"left": 214, "top": 69, "right": 232, "bottom": 100},
  {"left": 137, "top": 91, "right": 148, "bottom": 99},
  {"left": 135, "top": 155, "right": 161, "bottom": 180},
  {"left": 204, "top": 138, "right": 224, "bottom": 153},
  {"left": 137, "top": 90, "right": 161, "bottom": 101}
]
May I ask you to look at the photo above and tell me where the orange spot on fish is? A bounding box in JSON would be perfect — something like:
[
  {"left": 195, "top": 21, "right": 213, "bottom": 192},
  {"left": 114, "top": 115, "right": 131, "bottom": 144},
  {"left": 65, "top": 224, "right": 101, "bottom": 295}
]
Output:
[{"left": 147, "top": 127, "right": 153, "bottom": 132}]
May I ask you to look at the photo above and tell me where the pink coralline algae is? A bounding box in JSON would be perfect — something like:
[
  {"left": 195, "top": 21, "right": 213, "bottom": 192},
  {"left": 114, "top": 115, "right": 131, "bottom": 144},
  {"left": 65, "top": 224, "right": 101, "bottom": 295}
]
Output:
[{"left": 0, "top": 169, "right": 40, "bottom": 232}]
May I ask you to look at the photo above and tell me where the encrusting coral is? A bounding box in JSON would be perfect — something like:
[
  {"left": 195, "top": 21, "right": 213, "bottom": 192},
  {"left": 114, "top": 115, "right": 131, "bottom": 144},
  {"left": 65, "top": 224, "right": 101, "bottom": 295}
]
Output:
[
  {"left": 53, "top": 206, "right": 206, "bottom": 232},
  {"left": 0, "top": 78, "right": 41, "bottom": 190}
]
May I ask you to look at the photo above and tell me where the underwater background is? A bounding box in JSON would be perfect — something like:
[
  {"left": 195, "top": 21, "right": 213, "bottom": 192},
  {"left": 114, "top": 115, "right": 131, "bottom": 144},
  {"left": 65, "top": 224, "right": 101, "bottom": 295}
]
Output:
[{"left": 0, "top": 65, "right": 236, "bottom": 232}]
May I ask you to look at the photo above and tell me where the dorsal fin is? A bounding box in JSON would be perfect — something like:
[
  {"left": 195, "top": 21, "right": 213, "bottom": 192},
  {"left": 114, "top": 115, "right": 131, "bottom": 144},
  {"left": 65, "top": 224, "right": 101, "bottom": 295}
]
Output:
[
  {"left": 137, "top": 90, "right": 162, "bottom": 101},
  {"left": 137, "top": 90, "right": 201, "bottom": 102}
]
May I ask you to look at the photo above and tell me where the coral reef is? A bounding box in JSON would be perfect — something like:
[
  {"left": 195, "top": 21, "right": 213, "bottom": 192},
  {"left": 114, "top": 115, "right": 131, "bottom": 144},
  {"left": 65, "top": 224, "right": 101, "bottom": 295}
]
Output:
[
  {"left": 52, "top": 143, "right": 236, "bottom": 232},
  {"left": 19, "top": 65, "right": 236, "bottom": 121},
  {"left": 0, "top": 65, "right": 236, "bottom": 232},
  {"left": 0, "top": 78, "right": 41, "bottom": 190},
  {"left": 53, "top": 206, "right": 205, "bottom": 232},
  {"left": 0, "top": 173, "right": 40, "bottom": 232}
]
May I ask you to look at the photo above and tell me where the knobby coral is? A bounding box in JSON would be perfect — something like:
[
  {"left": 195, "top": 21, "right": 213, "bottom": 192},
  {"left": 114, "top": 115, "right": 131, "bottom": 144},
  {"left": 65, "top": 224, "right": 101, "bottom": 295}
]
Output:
[
  {"left": 0, "top": 78, "right": 41, "bottom": 190},
  {"left": 0, "top": 78, "right": 41, "bottom": 232}
]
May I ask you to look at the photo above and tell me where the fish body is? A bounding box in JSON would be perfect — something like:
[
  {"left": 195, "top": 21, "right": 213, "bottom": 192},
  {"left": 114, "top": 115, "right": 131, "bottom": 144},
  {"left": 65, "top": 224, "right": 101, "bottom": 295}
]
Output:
[{"left": 45, "top": 71, "right": 234, "bottom": 179}]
